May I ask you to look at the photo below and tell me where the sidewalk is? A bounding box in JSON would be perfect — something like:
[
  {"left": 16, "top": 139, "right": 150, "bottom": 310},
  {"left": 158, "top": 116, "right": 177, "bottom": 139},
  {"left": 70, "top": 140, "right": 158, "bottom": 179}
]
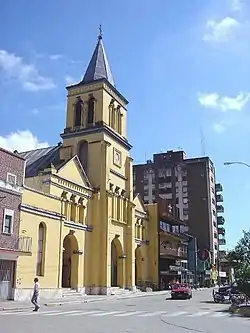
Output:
[{"left": 0, "top": 290, "right": 170, "bottom": 312}]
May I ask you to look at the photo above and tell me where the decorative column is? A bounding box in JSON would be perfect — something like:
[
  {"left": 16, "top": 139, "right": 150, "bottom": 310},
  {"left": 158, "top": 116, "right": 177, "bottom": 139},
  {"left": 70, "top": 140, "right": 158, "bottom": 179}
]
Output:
[
  {"left": 75, "top": 203, "right": 80, "bottom": 223},
  {"left": 66, "top": 201, "right": 71, "bottom": 221},
  {"left": 120, "top": 197, "right": 124, "bottom": 222},
  {"left": 117, "top": 196, "right": 121, "bottom": 220},
  {"left": 123, "top": 198, "right": 128, "bottom": 223}
]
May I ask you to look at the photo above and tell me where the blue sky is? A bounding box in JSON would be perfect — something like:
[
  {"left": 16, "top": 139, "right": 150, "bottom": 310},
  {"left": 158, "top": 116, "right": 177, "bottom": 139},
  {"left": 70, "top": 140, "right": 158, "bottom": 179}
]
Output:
[{"left": 0, "top": 0, "right": 249, "bottom": 249}]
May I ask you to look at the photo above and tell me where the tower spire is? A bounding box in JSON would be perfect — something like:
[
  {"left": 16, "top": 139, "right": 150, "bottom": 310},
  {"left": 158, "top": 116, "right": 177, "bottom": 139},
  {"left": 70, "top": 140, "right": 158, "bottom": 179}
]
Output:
[{"left": 81, "top": 26, "right": 115, "bottom": 87}]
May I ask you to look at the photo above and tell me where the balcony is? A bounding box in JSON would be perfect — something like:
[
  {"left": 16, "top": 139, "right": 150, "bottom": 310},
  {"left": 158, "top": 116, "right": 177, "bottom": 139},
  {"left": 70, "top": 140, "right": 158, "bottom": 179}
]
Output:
[
  {"left": 0, "top": 236, "right": 32, "bottom": 254},
  {"left": 160, "top": 243, "right": 188, "bottom": 259},
  {"left": 216, "top": 194, "right": 224, "bottom": 202},
  {"left": 159, "top": 223, "right": 188, "bottom": 242},
  {"left": 215, "top": 183, "right": 223, "bottom": 192},
  {"left": 218, "top": 227, "right": 225, "bottom": 235},
  {"left": 219, "top": 238, "right": 226, "bottom": 246},
  {"left": 216, "top": 205, "right": 224, "bottom": 213},
  {"left": 217, "top": 216, "right": 225, "bottom": 225}
]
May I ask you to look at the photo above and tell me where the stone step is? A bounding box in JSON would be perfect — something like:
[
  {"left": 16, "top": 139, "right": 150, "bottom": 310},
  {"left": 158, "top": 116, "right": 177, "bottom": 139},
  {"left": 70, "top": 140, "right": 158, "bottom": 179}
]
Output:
[{"left": 62, "top": 289, "right": 83, "bottom": 297}]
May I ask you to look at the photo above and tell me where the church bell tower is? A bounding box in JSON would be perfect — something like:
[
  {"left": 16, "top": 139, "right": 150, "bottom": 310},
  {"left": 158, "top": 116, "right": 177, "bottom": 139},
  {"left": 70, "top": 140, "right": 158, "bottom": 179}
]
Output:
[
  {"left": 60, "top": 27, "right": 132, "bottom": 191},
  {"left": 60, "top": 27, "right": 135, "bottom": 293}
]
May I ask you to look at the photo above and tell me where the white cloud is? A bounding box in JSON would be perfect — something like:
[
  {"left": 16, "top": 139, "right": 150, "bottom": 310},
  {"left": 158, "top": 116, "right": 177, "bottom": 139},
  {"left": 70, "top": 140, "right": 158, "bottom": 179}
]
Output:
[
  {"left": 0, "top": 50, "right": 56, "bottom": 92},
  {"left": 230, "top": 0, "right": 244, "bottom": 11},
  {"left": 65, "top": 75, "right": 79, "bottom": 85},
  {"left": 198, "top": 92, "right": 250, "bottom": 111},
  {"left": 213, "top": 122, "right": 227, "bottom": 133},
  {"left": 49, "top": 54, "right": 63, "bottom": 60},
  {"left": 0, "top": 130, "right": 49, "bottom": 152},
  {"left": 203, "top": 17, "right": 240, "bottom": 43},
  {"left": 31, "top": 108, "right": 39, "bottom": 115}
]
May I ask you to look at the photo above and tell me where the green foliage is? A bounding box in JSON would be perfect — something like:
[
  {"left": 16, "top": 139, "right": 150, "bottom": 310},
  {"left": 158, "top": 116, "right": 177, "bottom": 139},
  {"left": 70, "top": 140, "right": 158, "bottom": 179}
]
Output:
[
  {"left": 228, "top": 230, "right": 250, "bottom": 296},
  {"left": 237, "top": 265, "right": 250, "bottom": 298}
]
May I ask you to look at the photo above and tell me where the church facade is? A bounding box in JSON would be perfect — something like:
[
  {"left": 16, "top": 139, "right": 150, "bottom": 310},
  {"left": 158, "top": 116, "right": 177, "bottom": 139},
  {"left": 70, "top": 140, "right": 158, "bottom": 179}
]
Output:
[{"left": 14, "top": 31, "right": 159, "bottom": 300}]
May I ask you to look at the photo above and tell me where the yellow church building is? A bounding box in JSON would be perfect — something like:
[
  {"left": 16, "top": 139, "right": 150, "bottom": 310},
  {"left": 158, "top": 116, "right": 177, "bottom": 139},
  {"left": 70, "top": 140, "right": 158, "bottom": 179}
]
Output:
[{"left": 14, "top": 30, "right": 159, "bottom": 300}]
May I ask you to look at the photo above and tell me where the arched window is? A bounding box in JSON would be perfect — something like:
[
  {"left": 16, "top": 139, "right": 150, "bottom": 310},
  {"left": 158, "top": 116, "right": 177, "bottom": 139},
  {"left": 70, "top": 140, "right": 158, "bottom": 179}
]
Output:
[
  {"left": 87, "top": 98, "right": 95, "bottom": 124},
  {"left": 78, "top": 141, "right": 88, "bottom": 172},
  {"left": 117, "top": 106, "right": 122, "bottom": 134},
  {"left": 37, "top": 223, "right": 46, "bottom": 276},
  {"left": 74, "top": 97, "right": 83, "bottom": 127}
]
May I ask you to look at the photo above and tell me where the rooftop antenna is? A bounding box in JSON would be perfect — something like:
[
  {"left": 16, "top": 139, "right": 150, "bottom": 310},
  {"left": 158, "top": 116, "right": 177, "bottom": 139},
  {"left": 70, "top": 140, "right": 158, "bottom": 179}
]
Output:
[{"left": 200, "top": 127, "right": 206, "bottom": 156}]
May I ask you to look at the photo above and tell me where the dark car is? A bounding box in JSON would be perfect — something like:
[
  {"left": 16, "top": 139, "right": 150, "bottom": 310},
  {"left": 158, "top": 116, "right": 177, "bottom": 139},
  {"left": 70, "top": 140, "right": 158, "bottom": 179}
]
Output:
[{"left": 171, "top": 283, "right": 192, "bottom": 300}]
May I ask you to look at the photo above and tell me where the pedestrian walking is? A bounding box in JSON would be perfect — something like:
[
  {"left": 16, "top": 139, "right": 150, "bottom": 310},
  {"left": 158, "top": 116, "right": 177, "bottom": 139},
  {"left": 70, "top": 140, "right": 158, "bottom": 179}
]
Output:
[{"left": 31, "top": 277, "right": 40, "bottom": 312}]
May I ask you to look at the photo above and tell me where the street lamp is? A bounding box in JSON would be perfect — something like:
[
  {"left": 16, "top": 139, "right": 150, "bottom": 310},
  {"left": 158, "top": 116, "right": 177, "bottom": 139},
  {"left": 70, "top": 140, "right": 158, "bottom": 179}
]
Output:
[{"left": 224, "top": 161, "right": 250, "bottom": 168}]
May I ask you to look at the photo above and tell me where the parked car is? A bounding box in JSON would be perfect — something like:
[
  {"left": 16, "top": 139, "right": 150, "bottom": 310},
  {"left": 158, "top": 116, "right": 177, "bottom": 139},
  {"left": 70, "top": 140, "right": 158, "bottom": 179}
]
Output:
[{"left": 171, "top": 283, "right": 192, "bottom": 300}]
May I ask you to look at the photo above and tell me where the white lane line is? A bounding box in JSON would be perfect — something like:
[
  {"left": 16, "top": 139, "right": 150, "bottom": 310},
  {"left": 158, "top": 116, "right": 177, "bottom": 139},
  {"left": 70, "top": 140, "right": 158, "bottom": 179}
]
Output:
[
  {"left": 0, "top": 311, "right": 28, "bottom": 316},
  {"left": 114, "top": 311, "right": 145, "bottom": 317},
  {"left": 66, "top": 311, "right": 102, "bottom": 316},
  {"left": 16, "top": 310, "right": 61, "bottom": 316},
  {"left": 138, "top": 311, "right": 166, "bottom": 317},
  {"left": 211, "top": 312, "right": 229, "bottom": 317},
  {"left": 44, "top": 310, "right": 80, "bottom": 316},
  {"left": 163, "top": 311, "right": 188, "bottom": 317},
  {"left": 90, "top": 311, "right": 124, "bottom": 317},
  {"left": 187, "top": 312, "right": 210, "bottom": 317}
]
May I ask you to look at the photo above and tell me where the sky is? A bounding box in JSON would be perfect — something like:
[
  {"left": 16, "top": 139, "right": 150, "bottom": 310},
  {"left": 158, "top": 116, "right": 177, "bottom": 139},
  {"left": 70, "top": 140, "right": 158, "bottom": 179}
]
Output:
[{"left": 0, "top": 0, "right": 249, "bottom": 250}]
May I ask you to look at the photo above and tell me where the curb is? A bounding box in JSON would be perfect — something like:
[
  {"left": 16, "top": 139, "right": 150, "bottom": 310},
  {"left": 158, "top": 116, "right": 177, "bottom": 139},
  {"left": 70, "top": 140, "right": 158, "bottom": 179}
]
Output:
[
  {"left": 0, "top": 291, "right": 170, "bottom": 312},
  {"left": 229, "top": 304, "right": 250, "bottom": 317}
]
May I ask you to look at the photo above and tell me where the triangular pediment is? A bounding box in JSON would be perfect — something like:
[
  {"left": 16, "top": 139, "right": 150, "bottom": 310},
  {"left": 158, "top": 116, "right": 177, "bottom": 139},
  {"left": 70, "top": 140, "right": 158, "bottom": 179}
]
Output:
[
  {"left": 133, "top": 194, "right": 147, "bottom": 215},
  {"left": 56, "top": 155, "right": 92, "bottom": 189}
]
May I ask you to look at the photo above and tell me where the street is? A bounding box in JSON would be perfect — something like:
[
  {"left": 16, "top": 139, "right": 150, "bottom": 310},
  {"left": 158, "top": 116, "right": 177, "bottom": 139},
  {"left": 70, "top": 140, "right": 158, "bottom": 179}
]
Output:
[{"left": 0, "top": 289, "right": 249, "bottom": 333}]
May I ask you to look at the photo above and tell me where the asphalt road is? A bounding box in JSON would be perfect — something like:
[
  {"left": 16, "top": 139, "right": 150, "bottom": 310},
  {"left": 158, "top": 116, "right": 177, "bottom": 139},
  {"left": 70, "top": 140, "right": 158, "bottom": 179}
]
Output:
[{"left": 0, "top": 289, "right": 250, "bottom": 333}]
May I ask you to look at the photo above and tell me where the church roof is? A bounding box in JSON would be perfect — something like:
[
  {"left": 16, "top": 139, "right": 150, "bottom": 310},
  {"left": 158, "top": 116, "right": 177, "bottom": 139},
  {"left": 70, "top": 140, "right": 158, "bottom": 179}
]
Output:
[
  {"left": 19, "top": 145, "right": 91, "bottom": 189},
  {"left": 19, "top": 145, "right": 62, "bottom": 178},
  {"left": 82, "top": 31, "right": 115, "bottom": 87}
]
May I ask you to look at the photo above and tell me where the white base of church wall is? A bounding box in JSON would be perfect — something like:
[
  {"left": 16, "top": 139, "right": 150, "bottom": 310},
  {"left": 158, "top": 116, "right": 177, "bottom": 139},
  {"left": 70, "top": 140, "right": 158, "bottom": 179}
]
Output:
[
  {"left": 75, "top": 286, "right": 85, "bottom": 294},
  {"left": 85, "top": 285, "right": 137, "bottom": 295},
  {"left": 13, "top": 288, "right": 63, "bottom": 302}
]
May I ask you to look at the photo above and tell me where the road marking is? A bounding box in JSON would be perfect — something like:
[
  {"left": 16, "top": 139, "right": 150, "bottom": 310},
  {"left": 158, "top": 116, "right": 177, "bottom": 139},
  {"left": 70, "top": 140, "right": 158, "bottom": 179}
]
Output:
[
  {"left": 90, "top": 311, "right": 124, "bottom": 316},
  {"left": 187, "top": 312, "right": 210, "bottom": 317},
  {"left": 66, "top": 311, "right": 102, "bottom": 316},
  {"left": 16, "top": 310, "right": 60, "bottom": 316},
  {"left": 114, "top": 311, "right": 145, "bottom": 317},
  {"left": 0, "top": 311, "right": 29, "bottom": 316},
  {"left": 44, "top": 310, "right": 80, "bottom": 316},
  {"left": 211, "top": 312, "right": 229, "bottom": 317},
  {"left": 163, "top": 311, "right": 187, "bottom": 317},
  {"left": 138, "top": 311, "right": 166, "bottom": 317}
]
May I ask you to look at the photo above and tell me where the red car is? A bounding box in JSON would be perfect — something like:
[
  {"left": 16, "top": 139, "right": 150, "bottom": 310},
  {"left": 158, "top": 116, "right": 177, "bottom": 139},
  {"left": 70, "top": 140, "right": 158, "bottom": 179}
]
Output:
[{"left": 171, "top": 283, "right": 192, "bottom": 300}]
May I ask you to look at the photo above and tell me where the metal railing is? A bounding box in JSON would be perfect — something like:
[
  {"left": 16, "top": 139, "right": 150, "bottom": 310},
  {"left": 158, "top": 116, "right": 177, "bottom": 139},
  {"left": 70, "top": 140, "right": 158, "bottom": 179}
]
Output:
[
  {"left": 160, "top": 246, "right": 188, "bottom": 259},
  {"left": 0, "top": 235, "right": 32, "bottom": 253}
]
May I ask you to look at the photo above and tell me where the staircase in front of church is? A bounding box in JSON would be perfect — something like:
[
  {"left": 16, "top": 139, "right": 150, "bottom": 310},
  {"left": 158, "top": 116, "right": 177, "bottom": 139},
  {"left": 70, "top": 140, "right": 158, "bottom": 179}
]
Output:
[{"left": 62, "top": 287, "right": 141, "bottom": 298}]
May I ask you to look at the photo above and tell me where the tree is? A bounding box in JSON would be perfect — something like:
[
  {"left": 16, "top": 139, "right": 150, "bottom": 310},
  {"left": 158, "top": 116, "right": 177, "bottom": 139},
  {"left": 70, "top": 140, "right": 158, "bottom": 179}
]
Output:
[{"left": 228, "top": 231, "right": 250, "bottom": 299}]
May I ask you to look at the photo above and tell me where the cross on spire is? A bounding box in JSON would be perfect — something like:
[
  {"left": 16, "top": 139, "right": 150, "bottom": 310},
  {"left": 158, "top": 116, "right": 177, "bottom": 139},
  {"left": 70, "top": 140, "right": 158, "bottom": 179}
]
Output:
[{"left": 98, "top": 24, "right": 103, "bottom": 40}]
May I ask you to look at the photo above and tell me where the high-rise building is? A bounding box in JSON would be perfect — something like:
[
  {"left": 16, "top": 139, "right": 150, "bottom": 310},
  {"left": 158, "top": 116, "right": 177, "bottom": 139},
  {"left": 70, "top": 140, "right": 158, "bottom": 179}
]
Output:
[{"left": 133, "top": 150, "right": 226, "bottom": 264}]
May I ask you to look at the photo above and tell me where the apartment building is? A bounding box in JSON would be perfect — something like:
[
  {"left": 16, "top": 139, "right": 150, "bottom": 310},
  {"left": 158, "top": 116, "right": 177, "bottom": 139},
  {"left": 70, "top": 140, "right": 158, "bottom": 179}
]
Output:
[
  {"left": 133, "top": 150, "right": 225, "bottom": 265},
  {"left": 0, "top": 147, "right": 32, "bottom": 300}
]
